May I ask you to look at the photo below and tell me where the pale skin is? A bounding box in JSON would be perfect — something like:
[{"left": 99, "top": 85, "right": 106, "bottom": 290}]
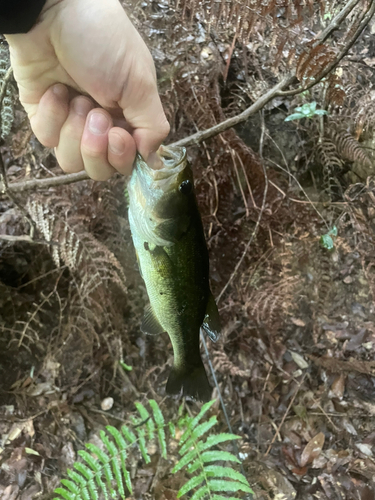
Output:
[{"left": 5, "top": 0, "right": 170, "bottom": 180}]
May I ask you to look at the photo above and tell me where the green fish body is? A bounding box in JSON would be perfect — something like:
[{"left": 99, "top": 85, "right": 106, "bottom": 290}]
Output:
[{"left": 127, "top": 146, "right": 221, "bottom": 401}]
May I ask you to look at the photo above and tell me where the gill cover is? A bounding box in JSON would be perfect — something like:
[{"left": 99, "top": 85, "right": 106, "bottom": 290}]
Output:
[{"left": 127, "top": 146, "right": 195, "bottom": 247}]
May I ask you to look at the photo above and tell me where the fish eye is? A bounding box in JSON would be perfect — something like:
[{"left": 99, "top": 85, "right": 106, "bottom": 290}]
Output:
[{"left": 179, "top": 180, "right": 192, "bottom": 195}]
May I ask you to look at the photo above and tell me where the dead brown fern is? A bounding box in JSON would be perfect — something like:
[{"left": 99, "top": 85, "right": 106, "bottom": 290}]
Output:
[
  {"left": 296, "top": 44, "right": 337, "bottom": 85},
  {"left": 179, "top": 0, "right": 325, "bottom": 43},
  {"left": 328, "top": 124, "right": 372, "bottom": 168},
  {"left": 325, "top": 73, "right": 346, "bottom": 108},
  {"left": 212, "top": 349, "right": 251, "bottom": 378},
  {"left": 26, "top": 195, "right": 126, "bottom": 295}
]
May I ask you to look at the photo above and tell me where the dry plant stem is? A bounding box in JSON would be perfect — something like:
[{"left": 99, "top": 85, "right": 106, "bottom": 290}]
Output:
[{"left": 0, "top": 0, "right": 363, "bottom": 193}]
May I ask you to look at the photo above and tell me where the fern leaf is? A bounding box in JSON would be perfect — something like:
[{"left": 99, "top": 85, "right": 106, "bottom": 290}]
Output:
[
  {"left": 78, "top": 450, "right": 100, "bottom": 474},
  {"left": 106, "top": 426, "right": 132, "bottom": 494},
  {"left": 66, "top": 469, "right": 86, "bottom": 487},
  {"left": 179, "top": 400, "right": 216, "bottom": 446},
  {"left": 135, "top": 402, "right": 155, "bottom": 440},
  {"left": 168, "top": 421, "right": 176, "bottom": 439},
  {"left": 121, "top": 425, "right": 137, "bottom": 445},
  {"left": 186, "top": 460, "right": 202, "bottom": 475},
  {"left": 111, "top": 457, "right": 125, "bottom": 499},
  {"left": 204, "top": 465, "right": 250, "bottom": 486},
  {"left": 149, "top": 399, "right": 167, "bottom": 458},
  {"left": 97, "top": 432, "right": 124, "bottom": 498},
  {"left": 177, "top": 472, "right": 206, "bottom": 498},
  {"left": 134, "top": 401, "right": 150, "bottom": 422},
  {"left": 54, "top": 488, "right": 76, "bottom": 500},
  {"left": 79, "top": 487, "right": 91, "bottom": 500},
  {"left": 179, "top": 416, "right": 218, "bottom": 454},
  {"left": 199, "top": 433, "right": 240, "bottom": 453},
  {"left": 137, "top": 427, "right": 151, "bottom": 463},
  {"left": 87, "top": 480, "right": 98, "bottom": 500},
  {"left": 73, "top": 463, "right": 94, "bottom": 481},
  {"left": 85, "top": 443, "right": 109, "bottom": 465},
  {"left": 149, "top": 399, "right": 164, "bottom": 427},
  {"left": 100, "top": 431, "right": 118, "bottom": 458},
  {"left": 106, "top": 426, "right": 126, "bottom": 449},
  {"left": 85, "top": 442, "right": 114, "bottom": 497},
  {"left": 208, "top": 479, "right": 252, "bottom": 493},
  {"left": 71, "top": 463, "right": 98, "bottom": 499},
  {"left": 78, "top": 450, "right": 108, "bottom": 500},
  {"left": 172, "top": 448, "right": 198, "bottom": 473},
  {"left": 190, "top": 485, "right": 210, "bottom": 500},
  {"left": 60, "top": 480, "right": 80, "bottom": 495},
  {"left": 200, "top": 450, "right": 241, "bottom": 464}
]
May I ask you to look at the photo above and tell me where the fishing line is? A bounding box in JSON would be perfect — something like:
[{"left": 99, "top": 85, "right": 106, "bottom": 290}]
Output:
[{"left": 200, "top": 330, "right": 253, "bottom": 499}]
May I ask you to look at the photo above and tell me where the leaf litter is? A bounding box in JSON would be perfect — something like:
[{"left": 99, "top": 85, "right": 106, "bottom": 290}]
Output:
[{"left": 1, "top": 1, "right": 375, "bottom": 499}]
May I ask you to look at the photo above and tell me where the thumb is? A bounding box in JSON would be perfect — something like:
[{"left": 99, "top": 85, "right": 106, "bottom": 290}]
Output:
[{"left": 119, "top": 66, "right": 170, "bottom": 161}]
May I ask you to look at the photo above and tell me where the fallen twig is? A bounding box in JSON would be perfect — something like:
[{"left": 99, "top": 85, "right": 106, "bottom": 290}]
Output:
[{"left": 0, "top": 234, "right": 50, "bottom": 244}]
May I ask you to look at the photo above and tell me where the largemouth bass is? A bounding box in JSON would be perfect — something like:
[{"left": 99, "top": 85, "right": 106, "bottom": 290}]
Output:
[{"left": 127, "top": 145, "right": 221, "bottom": 401}]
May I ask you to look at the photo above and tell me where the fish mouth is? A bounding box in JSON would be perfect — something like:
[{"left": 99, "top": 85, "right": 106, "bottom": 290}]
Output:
[{"left": 135, "top": 146, "right": 187, "bottom": 181}]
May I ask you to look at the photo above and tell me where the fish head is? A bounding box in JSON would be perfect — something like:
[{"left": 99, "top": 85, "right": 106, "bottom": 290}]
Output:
[{"left": 128, "top": 146, "right": 196, "bottom": 246}]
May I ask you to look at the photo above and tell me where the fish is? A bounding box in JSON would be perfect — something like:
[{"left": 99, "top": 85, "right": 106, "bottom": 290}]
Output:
[{"left": 127, "top": 145, "right": 221, "bottom": 401}]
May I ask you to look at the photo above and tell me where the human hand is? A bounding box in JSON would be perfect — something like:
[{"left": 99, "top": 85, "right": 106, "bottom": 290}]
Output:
[{"left": 5, "top": 0, "right": 169, "bottom": 180}]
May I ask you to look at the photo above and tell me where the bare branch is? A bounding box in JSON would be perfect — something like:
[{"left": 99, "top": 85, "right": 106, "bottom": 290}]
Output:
[{"left": 1, "top": 169, "right": 90, "bottom": 193}]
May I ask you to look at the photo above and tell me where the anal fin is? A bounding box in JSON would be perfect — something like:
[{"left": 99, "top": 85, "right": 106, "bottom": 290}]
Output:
[
  {"left": 201, "top": 292, "right": 221, "bottom": 342},
  {"left": 141, "top": 305, "right": 165, "bottom": 335}
]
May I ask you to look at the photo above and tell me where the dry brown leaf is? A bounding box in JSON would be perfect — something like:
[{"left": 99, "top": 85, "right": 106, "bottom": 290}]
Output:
[
  {"left": 300, "top": 432, "right": 325, "bottom": 467},
  {"left": 330, "top": 373, "right": 346, "bottom": 400}
]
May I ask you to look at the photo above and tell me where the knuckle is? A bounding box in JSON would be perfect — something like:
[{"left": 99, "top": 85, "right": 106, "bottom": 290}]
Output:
[{"left": 159, "top": 117, "right": 170, "bottom": 139}]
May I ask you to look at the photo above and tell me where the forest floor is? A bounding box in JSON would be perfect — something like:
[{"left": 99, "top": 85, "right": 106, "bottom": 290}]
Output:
[{"left": 1, "top": 1, "right": 375, "bottom": 499}]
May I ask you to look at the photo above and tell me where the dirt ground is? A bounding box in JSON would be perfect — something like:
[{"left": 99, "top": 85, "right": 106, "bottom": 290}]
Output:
[{"left": 1, "top": 1, "right": 375, "bottom": 499}]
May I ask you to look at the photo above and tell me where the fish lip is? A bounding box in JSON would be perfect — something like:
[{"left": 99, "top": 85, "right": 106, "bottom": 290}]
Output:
[{"left": 135, "top": 146, "right": 187, "bottom": 180}]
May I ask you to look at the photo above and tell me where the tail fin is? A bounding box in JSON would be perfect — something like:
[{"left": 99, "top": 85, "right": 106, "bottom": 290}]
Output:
[{"left": 166, "top": 362, "right": 212, "bottom": 402}]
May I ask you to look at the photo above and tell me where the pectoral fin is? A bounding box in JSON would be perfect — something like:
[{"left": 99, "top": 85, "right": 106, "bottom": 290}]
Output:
[
  {"left": 156, "top": 216, "right": 190, "bottom": 243},
  {"left": 141, "top": 305, "right": 165, "bottom": 335},
  {"left": 201, "top": 292, "right": 221, "bottom": 342}
]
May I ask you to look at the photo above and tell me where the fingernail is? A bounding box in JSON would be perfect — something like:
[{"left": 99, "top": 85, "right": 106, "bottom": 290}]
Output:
[
  {"left": 109, "top": 133, "right": 126, "bottom": 155},
  {"left": 88, "top": 112, "right": 110, "bottom": 135}
]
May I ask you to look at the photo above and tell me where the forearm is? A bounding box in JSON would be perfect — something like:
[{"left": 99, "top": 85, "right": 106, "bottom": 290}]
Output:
[{"left": 0, "top": 0, "right": 47, "bottom": 34}]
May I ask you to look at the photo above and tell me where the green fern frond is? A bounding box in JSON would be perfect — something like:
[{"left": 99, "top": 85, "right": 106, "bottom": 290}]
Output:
[
  {"left": 173, "top": 399, "right": 252, "bottom": 499},
  {"left": 54, "top": 399, "right": 252, "bottom": 500},
  {"left": 149, "top": 399, "right": 167, "bottom": 458}
]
